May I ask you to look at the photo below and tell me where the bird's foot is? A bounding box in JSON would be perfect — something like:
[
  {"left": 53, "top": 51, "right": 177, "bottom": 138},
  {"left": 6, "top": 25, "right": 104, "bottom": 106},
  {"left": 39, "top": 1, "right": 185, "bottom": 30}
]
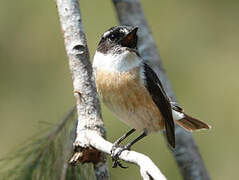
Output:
[{"left": 110, "top": 143, "right": 130, "bottom": 168}]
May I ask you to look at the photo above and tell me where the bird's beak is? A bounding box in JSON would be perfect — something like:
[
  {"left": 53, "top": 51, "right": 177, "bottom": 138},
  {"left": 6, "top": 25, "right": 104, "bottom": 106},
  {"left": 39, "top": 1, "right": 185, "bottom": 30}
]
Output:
[{"left": 119, "top": 27, "right": 138, "bottom": 49}]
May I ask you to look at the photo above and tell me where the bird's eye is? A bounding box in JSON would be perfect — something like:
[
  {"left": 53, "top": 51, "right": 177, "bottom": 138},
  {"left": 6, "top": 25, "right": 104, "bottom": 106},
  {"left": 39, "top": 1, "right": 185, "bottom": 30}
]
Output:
[{"left": 109, "top": 34, "right": 116, "bottom": 41}]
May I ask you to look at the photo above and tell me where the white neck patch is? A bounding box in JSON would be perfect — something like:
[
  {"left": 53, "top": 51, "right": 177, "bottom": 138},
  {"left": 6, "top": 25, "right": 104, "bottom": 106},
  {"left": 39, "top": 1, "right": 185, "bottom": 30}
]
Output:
[{"left": 93, "top": 51, "right": 141, "bottom": 72}]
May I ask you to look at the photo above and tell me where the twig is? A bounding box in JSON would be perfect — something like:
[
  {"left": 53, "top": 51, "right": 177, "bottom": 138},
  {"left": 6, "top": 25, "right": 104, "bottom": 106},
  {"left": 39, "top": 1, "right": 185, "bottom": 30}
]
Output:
[
  {"left": 71, "top": 131, "right": 166, "bottom": 180},
  {"left": 112, "top": 0, "right": 210, "bottom": 179}
]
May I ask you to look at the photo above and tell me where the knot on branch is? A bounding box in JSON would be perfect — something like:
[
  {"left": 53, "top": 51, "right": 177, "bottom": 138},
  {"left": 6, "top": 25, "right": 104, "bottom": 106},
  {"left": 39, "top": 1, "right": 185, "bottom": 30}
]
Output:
[
  {"left": 70, "top": 146, "right": 103, "bottom": 166},
  {"left": 73, "top": 44, "right": 86, "bottom": 55}
]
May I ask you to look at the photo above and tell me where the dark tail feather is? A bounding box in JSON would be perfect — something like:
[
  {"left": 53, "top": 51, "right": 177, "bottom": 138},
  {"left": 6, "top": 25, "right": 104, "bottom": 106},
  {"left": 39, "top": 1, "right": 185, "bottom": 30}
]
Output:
[{"left": 175, "top": 113, "right": 211, "bottom": 132}]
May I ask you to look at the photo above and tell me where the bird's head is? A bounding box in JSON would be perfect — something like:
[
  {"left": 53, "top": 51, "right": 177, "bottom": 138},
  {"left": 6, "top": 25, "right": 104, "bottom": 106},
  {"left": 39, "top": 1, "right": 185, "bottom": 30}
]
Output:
[{"left": 97, "top": 26, "right": 138, "bottom": 55}]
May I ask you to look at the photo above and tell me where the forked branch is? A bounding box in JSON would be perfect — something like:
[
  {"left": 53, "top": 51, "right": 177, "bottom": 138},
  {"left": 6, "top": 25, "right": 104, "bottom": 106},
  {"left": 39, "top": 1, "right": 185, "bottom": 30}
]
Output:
[{"left": 71, "top": 131, "right": 166, "bottom": 180}]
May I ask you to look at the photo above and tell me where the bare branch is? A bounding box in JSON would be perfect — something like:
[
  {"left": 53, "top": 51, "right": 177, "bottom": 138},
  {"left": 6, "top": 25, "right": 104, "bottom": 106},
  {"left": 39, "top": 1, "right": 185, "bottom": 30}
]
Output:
[
  {"left": 112, "top": 0, "right": 210, "bottom": 179},
  {"left": 71, "top": 131, "right": 167, "bottom": 180},
  {"left": 56, "top": 0, "right": 109, "bottom": 179}
]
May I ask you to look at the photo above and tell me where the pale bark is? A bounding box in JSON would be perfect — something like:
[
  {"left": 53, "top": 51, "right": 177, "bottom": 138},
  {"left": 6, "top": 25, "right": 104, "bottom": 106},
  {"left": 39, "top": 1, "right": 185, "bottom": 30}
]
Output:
[
  {"left": 71, "top": 131, "right": 166, "bottom": 180},
  {"left": 112, "top": 0, "right": 210, "bottom": 179},
  {"left": 56, "top": 0, "right": 109, "bottom": 179}
]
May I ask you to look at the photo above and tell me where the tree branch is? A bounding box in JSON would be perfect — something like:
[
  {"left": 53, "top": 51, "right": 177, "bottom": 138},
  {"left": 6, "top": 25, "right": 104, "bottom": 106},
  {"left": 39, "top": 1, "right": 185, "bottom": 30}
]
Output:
[
  {"left": 112, "top": 0, "right": 210, "bottom": 179},
  {"left": 71, "top": 131, "right": 166, "bottom": 180},
  {"left": 56, "top": 0, "right": 109, "bottom": 179}
]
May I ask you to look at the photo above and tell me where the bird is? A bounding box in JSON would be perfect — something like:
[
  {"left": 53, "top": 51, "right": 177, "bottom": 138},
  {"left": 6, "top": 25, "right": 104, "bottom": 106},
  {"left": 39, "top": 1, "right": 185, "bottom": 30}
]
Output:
[{"left": 92, "top": 25, "right": 210, "bottom": 167}]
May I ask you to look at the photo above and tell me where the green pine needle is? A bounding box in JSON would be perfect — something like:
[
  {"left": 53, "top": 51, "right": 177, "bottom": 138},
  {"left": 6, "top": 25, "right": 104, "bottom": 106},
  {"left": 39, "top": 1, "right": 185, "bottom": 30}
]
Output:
[{"left": 0, "top": 106, "right": 96, "bottom": 180}]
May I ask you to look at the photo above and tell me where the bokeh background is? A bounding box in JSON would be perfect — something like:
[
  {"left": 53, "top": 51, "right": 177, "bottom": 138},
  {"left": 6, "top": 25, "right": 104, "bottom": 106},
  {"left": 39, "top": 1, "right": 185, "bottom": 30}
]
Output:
[{"left": 1, "top": 0, "right": 238, "bottom": 179}]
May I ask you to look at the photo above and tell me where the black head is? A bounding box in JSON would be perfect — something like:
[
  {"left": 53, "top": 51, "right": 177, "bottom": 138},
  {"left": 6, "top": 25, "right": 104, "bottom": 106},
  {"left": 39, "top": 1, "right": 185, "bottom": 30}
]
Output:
[{"left": 97, "top": 26, "right": 138, "bottom": 54}]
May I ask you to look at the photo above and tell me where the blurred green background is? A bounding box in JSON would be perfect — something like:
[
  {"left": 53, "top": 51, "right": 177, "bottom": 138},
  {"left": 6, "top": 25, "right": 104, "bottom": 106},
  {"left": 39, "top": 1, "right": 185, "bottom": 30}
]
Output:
[{"left": 1, "top": 0, "right": 238, "bottom": 179}]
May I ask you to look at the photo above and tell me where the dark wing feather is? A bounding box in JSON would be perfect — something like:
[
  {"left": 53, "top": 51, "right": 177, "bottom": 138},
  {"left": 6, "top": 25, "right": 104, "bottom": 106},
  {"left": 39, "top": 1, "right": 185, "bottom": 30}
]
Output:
[{"left": 143, "top": 63, "right": 175, "bottom": 148}]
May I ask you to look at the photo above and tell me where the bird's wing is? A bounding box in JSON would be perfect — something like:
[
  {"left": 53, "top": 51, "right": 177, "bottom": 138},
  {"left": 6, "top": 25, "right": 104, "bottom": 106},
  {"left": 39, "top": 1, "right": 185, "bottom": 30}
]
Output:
[
  {"left": 143, "top": 63, "right": 175, "bottom": 148},
  {"left": 170, "top": 101, "right": 184, "bottom": 112}
]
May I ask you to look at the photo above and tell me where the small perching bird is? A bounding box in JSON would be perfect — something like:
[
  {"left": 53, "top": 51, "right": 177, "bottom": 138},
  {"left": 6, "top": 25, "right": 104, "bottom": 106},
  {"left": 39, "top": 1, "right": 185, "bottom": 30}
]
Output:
[{"left": 93, "top": 26, "right": 210, "bottom": 167}]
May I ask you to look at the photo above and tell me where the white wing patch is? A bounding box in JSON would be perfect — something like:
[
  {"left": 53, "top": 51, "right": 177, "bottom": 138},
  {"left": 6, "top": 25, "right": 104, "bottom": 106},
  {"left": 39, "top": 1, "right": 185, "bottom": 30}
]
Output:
[{"left": 172, "top": 110, "right": 185, "bottom": 120}]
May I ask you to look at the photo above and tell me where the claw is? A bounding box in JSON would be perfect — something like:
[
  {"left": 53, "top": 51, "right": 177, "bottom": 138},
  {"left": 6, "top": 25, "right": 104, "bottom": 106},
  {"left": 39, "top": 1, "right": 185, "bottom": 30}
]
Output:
[
  {"left": 111, "top": 145, "right": 130, "bottom": 168},
  {"left": 110, "top": 129, "right": 137, "bottom": 169},
  {"left": 118, "top": 161, "right": 128, "bottom": 169},
  {"left": 112, "top": 159, "right": 128, "bottom": 168}
]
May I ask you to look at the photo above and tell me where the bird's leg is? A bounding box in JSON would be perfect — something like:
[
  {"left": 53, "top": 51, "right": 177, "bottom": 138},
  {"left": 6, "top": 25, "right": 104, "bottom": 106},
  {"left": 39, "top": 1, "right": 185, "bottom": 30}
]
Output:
[
  {"left": 111, "top": 129, "right": 136, "bottom": 157},
  {"left": 111, "top": 128, "right": 136, "bottom": 168},
  {"left": 112, "top": 128, "right": 136, "bottom": 148},
  {"left": 111, "top": 130, "right": 147, "bottom": 168},
  {"left": 124, "top": 131, "right": 147, "bottom": 150}
]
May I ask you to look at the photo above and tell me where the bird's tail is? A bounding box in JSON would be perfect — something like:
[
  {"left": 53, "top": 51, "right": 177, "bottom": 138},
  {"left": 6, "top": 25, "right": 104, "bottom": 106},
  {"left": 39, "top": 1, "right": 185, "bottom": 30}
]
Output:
[{"left": 175, "top": 113, "right": 211, "bottom": 132}]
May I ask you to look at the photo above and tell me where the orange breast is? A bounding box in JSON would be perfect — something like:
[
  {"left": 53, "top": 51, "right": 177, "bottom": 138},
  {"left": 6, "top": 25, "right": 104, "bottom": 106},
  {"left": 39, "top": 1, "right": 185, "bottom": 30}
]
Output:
[{"left": 95, "top": 68, "right": 164, "bottom": 132}]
